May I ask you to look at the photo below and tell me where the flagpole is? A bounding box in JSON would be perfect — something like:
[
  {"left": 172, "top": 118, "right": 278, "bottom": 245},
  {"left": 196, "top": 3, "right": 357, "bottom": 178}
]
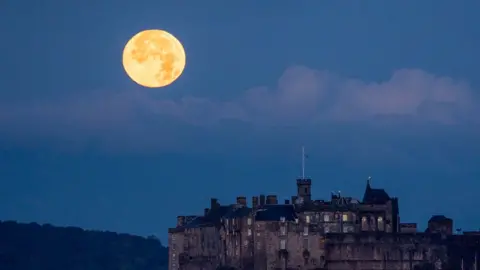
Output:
[{"left": 302, "top": 146, "right": 305, "bottom": 179}]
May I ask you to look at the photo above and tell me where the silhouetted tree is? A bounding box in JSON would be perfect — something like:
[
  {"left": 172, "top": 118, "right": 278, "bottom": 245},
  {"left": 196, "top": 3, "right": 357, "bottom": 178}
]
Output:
[{"left": 0, "top": 220, "right": 168, "bottom": 270}]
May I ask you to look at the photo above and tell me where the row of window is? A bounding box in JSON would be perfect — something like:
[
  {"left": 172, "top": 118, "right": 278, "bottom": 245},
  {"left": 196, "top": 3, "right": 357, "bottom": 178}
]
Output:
[
  {"left": 362, "top": 216, "right": 384, "bottom": 223},
  {"left": 224, "top": 215, "right": 384, "bottom": 227},
  {"left": 279, "top": 238, "right": 312, "bottom": 250},
  {"left": 224, "top": 218, "right": 253, "bottom": 226},
  {"left": 306, "top": 214, "right": 385, "bottom": 223},
  {"left": 305, "top": 213, "right": 350, "bottom": 223},
  {"left": 223, "top": 238, "right": 326, "bottom": 253}
]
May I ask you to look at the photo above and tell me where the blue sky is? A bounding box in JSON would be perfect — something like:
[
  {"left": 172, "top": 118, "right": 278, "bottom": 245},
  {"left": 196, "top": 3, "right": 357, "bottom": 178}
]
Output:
[{"left": 0, "top": 0, "right": 479, "bottom": 243}]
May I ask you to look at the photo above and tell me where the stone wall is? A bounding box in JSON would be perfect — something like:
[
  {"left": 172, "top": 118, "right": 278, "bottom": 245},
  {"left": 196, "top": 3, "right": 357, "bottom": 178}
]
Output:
[{"left": 324, "top": 233, "right": 447, "bottom": 270}]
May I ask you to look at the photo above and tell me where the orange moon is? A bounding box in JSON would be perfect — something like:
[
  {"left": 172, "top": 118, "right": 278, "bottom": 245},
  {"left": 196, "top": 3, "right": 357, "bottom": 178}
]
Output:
[{"left": 122, "top": 29, "right": 186, "bottom": 88}]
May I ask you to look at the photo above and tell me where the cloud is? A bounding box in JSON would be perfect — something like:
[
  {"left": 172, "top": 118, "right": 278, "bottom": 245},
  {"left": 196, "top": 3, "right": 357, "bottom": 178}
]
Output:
[
  {"left": 237, "top": 66, "right": 476, "bottom": 125},
  {"left": 0, "top": 65, "right": 478, "bottom": 151},
  {"left": 134, "top": 66, "right": 477, "bottom": 125}
]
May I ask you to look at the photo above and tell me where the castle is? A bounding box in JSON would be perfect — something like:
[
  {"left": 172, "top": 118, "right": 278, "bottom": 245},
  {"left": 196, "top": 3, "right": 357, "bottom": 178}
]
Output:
[{"left": 168, "top": 176, "right": 480, "bottom": 270}]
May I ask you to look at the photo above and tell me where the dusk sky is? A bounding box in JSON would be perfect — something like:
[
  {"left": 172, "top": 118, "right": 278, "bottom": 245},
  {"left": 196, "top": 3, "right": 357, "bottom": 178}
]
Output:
[{"left": 1, "top": 1, "right": 479, "bottom": 244}]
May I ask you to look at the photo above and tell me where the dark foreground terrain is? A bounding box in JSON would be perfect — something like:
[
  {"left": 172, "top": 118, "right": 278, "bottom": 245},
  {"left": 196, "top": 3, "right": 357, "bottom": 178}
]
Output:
[{"left": 0, "top": 220, "right": 168, "bottom": 270}]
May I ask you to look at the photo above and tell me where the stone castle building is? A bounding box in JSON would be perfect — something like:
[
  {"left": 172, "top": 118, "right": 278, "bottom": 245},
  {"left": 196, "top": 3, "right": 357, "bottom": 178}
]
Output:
[{"left": 168, "top": 177, "right": 480, "bottom": 270}]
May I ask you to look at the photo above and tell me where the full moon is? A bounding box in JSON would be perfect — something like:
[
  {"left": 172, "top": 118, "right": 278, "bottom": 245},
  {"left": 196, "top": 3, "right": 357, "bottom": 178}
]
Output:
[{"left": 122, "top": 29, "right": 186, "bottom": 88}]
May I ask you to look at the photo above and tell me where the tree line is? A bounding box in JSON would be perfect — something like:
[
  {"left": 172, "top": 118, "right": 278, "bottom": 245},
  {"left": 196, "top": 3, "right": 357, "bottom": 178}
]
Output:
[{"left": 0, "top": 220, "right": 168, "bottom": 270}]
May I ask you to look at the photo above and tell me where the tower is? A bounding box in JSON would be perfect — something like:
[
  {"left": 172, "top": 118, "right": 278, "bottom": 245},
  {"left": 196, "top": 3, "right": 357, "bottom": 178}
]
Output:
[
  {"left": 296, "top": 146, "right": 312, "bottom": 202},
  {"left": 296, "top": 178, "right": 311, "bottom": 202}
]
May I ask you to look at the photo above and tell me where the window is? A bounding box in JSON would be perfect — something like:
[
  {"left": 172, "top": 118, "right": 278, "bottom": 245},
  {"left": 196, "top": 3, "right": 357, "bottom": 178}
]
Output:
[
  {"left": 280, "top": 239, "right": 286, "bottom": 250},
  {"left": 247, "top": 218, "right": 252, "bottom": 225},
  {"left": 257, "top": 242, "right": 261, "bottom": 249},
  {"left": 303, "top": 226, "right": 309, "bottom": 236},
  {"left": 324, "top": 226, "right": 330, "bottom": 233},
  {"left": 232, "top": 218, "right": 235, "bottom": 225},
  {"left": 343, "top": 226, "right": 349, "bottom": 233},
  {"left": 306, "top": 215, "right": 311, "bottom": 223},
  {"left": 248, "top": 229, "right": 252, "bottom": 236},
  {"left": 342, "top": 214, "right": 349, "bottom": 222},
  {"left": 361, "top": 216, "right": 368, "bottom": 231},
  {"left": 378, "top": 216, "right": 384, "bottom": 231},
  {"left": 244, "top": 240, "right": 249, "bottom": 246},
  {"left": 225, "top": 219, "right": 229, "bottom": 226},
  {"left": 324, "top": 214, "right": 330, "bottom": 222},
  {"left": 303, "top": 238, "right": 309, "bottom": 249},
  {"left": 304, "top": 187, "right": 308, "bottom": 193},
  {"left": 280, "top": 226, "right": 286, "bottom": 235}
]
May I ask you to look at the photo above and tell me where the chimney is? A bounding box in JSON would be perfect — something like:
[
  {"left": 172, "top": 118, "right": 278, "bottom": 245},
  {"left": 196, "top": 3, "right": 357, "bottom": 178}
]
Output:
[
  {"left": 266, "top": 195, "right": 278, "bottom": 205},
  {"left": 252, "top": 196, "right": 259, "bottom": 209},
  {"left": 259, "top": 195, "right": 266, "bottom": 206},
  {"left": 291, "top": 196, "right": 298, "bottom": 204},
  {"left": 176, "top": 216, "right": 185, "bottom": 227},
  {"left": 236, "top": 196, "right": 247, "bottom": 206},
  {"left": 204, "top": 208, "right": 209, "bottom": 216},
  {"left": 210, "top": 198, "right": 218, "bottom": 210},
  {"left": 285, "top": 199, "right": 290, "bottom": 204}
]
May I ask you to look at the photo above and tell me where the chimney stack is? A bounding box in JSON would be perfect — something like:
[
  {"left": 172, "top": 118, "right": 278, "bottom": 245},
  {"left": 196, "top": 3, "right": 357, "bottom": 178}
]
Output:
[
  {"left": 236, "top": 196, "right": 247, "bottom": 206},
  {"left": 252, "top": 196, "right": 259, "bottom": 209},
  {"left": 266, "top": 195, "right": 278, "bottom": 205},
  {"left": 259, "top": 195, "right": 266, "bottom": 206},
  {"left": 210, "top": 198, "right": 219, "bottom": 210},
  {"left": 285, "top": 199, "right": 290, "bottom": 204},
  {"left": 177, "top": 216, "right": 185, "bottom": 227},
  {"left": 204, "top": 208, "right": 209, "bottom": 216}
]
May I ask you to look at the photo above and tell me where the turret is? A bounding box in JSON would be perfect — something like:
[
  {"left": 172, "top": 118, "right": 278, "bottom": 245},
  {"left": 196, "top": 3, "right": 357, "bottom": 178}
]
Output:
[{"left": 296, "top": 178, "right": 312, "bottom": 202}]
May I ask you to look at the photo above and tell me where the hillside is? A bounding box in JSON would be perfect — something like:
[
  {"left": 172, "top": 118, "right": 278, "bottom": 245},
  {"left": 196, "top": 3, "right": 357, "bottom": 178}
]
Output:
[{"left": 0, "top": 220, "right": 168, "bottom": 270}]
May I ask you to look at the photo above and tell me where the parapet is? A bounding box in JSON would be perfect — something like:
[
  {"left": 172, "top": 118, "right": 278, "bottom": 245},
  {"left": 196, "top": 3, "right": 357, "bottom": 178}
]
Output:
[{"left": 296, "top": 178, "right": 312, "bottom": 185}]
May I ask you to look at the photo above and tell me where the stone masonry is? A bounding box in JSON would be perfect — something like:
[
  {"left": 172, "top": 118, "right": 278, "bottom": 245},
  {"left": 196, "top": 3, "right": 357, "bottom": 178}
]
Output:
[{"left": 168, "top": 177, "right": 480, "bottom": 270}]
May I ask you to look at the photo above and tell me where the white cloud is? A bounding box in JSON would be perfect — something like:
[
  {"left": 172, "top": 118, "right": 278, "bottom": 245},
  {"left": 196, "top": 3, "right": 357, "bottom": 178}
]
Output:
[{"left": 0, "top": 65, "right": 477, "bottom": 150}]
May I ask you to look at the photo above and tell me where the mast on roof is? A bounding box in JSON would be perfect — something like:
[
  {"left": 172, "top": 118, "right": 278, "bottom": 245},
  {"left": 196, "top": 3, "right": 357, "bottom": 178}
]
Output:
[{"left": 302, "top": 146, "right": 305, "bottom": 179}]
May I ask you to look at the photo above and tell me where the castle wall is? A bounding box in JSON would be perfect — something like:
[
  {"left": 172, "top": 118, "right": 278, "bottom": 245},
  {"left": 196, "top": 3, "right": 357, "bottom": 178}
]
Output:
[
  {"left": 169, "top": 231, "right": 184, "bottom": 270},
  {"left": 167, "top": 179, "right": 476, "bottom": 270},
  {"left": 182, "top": 226, "right": 222, "bottom": 270},
  {"left": 324, "top": 233, "right": 447, "bottom": 270}
]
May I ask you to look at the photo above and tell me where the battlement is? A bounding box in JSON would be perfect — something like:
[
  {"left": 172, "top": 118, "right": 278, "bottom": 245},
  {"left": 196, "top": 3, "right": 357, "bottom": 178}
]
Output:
[{"left": 296, "top": 178, "right": 312, "bottom": 185}]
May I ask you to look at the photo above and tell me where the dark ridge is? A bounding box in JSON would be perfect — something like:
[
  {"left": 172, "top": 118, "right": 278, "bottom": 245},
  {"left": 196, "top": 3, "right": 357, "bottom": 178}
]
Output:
[{"left": 0, "top": 220, "right": 168, "bottom": 270}]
